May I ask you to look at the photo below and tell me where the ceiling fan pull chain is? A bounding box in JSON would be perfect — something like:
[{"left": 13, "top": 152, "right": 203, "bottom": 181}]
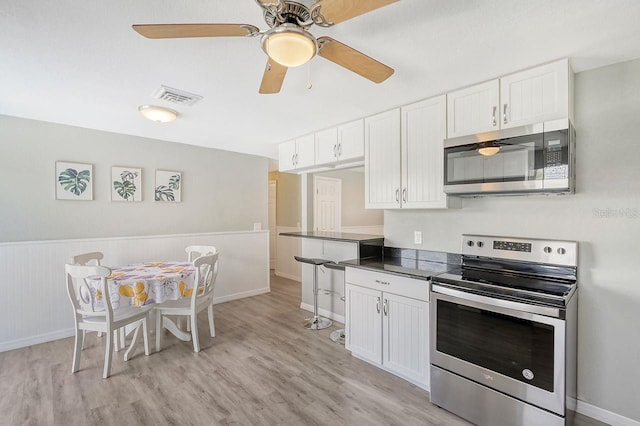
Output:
[{"left": 306, "top": 62, "right": 313, "bottom": 90}]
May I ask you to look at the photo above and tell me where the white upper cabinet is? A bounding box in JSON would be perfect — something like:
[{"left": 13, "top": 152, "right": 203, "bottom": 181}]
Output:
[
  {"left": 447, "top": 79, "right": 500, "bottom": 138},
  {"left": 278, "top": 134, "right": 315, "bottom": 172},
  {"left": 315, "top": 119, "right": 364, "bottom": 166},
  {"left": 337, "top": 119, "right": 365, "bottom": 162},
  {"left": 500, "top": 59, "right": 570, "bottom": 129},
  {"left": 401, "top": 95, "right": 449, "bottom": 209},
  {"left": 365, "top": 109, "right": 402, "bottom": 209},
  {"left": 447, "top": 59, "right": 572, "bottom": 138}
]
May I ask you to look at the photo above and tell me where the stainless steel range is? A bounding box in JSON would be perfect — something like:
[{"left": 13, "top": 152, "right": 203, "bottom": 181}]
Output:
[{"left": 430, "top": 235, "right": 578, "bottom": 426}]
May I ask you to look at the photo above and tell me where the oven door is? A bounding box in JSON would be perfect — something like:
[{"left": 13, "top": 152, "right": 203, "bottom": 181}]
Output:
[{"left": 430, "top": 284, "right": 566, "bottom": 415}]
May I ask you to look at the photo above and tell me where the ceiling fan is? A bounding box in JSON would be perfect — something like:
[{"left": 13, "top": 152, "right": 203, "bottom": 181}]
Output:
[{"left": 132, "top": 0, "right": 398, "bottom": 94}]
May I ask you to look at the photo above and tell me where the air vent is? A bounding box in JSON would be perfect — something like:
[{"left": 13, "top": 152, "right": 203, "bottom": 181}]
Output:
[{"left": 152, "top": 86, "right": 203, "bottom": 106}]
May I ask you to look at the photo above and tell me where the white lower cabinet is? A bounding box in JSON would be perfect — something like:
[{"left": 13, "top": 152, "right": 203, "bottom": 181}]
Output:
[{"left": 345, "top": 268, "right": 430, "bottom": 390}]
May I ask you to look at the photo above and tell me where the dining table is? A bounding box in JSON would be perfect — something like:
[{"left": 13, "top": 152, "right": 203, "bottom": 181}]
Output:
[{"left": 87, "top": 261, "right": 198, "bottom": 356}]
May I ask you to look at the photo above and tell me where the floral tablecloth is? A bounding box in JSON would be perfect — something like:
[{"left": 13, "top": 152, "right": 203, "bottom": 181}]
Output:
[{"left": 90, "top": 261, "right": 196, "bottom": 309}]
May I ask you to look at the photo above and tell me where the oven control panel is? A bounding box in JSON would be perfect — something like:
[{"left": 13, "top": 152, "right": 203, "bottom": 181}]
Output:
[{"left": 462, "top": 235, "right": 577, "bottom": 267}]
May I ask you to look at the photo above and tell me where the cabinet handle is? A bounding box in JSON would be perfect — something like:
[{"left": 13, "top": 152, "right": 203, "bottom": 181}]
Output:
[
  {"left": 395, "top": 189, "right": 400, "bottom": 203},
  {"left": 503, "top": 104, "right": 508, "bottom": 125},
  {"left": 292, "top": 153, "right": 296, "bottom": 166},
  {"left": 383, "top": 299, "right": 388, "bottom": 316},
  {"left": 402, "top": 188, "right": 407, "bottom": 203},
  {"left": 333, "top": 144, "right": 337, "bottom": 158},
  {"left": 375, "top": 279, "right": 390, "bottom": 285},
  {"left": 492, "top": 106, "right": 497, "bottom": 126},
  {"left": 376, "top": 297, "right": 381, "bottom": 314},
  {"left": 338, "top": 143, "right": 342, "bottom": 157},
  {"left": 295, "top": 153, "right": 299, "bottom": 165}
]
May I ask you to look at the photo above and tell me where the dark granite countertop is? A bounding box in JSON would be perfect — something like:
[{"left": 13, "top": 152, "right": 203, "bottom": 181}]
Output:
[
  {"left": 340, "top": 247, "right": 462, "bottom": 281},
  {"left": 279, "top": 231, "right": 384, "bottom": 243}
]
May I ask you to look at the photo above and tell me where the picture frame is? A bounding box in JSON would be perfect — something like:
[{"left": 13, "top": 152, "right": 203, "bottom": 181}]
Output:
[
  {"left": 111, "top": 166, "right": 142, "bottom": 202},
  {"left": 55, "top": 161, "right": 93, "bottom": 201},
  {"left": 155, "top": 170, "right": 181, "bottom": 202}
]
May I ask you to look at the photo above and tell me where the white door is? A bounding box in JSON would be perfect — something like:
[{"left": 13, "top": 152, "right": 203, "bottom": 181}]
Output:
[
  {"left": 346, "top": 284, "right": 382, "bottom": 364},
  {"left": 401, "top": 95, "right": 448, "bottom": 209},
  {"left": 314, "top": 176, "right": 341, "bottom": 232},
  {"left": 447, "top": 79, "right": 500, "bottom": 138},
  {"left": 383, "top": 292, "right": 429, "bottom": 388},
  {"left": 365, "top": 109, "right": 401, "bottom": 209},
  {"left": 268, "top": 180, "right": 277, "bottom": 270}
]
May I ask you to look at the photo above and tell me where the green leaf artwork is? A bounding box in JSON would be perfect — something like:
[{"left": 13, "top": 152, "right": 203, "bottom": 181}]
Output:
[
  {"left": 168, "top": 174, "right": 180, "bottom": 190},
  {"left": 155, "top": 185, "right": 175, "bottom": 201},
  {"left": 58, "top": 168, "right": 90, "bottom": 196},
  {"left": 112, "top": 169, "right": 139, "bottom": 201}
]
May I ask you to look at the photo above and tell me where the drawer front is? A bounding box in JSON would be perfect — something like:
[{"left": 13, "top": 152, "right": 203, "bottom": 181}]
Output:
[{"left": 345, "top": 267, "right": 429, "bottom": 301}]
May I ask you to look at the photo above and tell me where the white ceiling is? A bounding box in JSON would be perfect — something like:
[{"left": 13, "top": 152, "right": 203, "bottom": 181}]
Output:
[{"left": 2, "top": 0, "right": 640, "bottom": 159}]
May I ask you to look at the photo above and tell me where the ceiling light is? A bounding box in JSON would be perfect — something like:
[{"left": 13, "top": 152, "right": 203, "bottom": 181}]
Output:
[
  {"left": 138, "top": 105, "right": 178, "bottom": 123},
  {"left": 261, "top": 24, "right": 318, "bottom": 68}
]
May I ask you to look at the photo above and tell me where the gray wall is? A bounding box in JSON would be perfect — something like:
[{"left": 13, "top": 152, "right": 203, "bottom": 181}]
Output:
[
  {"left": 0, "top": 115, "right": 268, "bottom": 242},
  {"left": 268, "top": 171, "right": 301, "bottom": 227},
  {"left": 384, "top": 58, "right": 640, "bottom": 420}
]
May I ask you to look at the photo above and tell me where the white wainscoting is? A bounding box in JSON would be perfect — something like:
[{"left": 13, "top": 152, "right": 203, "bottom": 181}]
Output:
[
  {"left": 275, "top": 226, "right": 302, "bottom": 282},
  {"left": 0, "top": 230, "right": 270, "bottom": 352}
]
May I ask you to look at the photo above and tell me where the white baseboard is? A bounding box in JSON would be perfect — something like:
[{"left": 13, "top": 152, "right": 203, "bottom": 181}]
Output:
[
  {"left": 300, "top": 302, "right": 345, "bottom": 324},
  {"left": 213, "top": 287, "right": 271, "bottom": 305},
  {"left": 275, "top": 271, "right": 301, "bottom": 282},
  {"left": 0, "top": 328, "right": 75, "bottom": 353},
  {"left": 576, "top": 400, "right": 640, "bottom": 426}
]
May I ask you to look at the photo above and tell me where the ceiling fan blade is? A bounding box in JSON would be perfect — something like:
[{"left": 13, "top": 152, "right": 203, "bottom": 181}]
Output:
[
  {"left": 311, "top": 0, "right": 399, "bottom": 25},
  {"left": 259, "top": 58, "right": 288, "bottom": 94},
  {"left": 132, "top": 23, "right": 259, "bottom": 39},
  {"left": 317, "top": 37, "right": 394, "bottom": 83}
]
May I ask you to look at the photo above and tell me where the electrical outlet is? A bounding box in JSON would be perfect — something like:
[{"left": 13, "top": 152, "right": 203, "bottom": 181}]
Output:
[{"left": 414, "top": 231, "right": 422, "bottom": 245}]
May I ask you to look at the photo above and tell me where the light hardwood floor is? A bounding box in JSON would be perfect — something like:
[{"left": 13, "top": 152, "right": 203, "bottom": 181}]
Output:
[{"left": 0, "top": 272, "right": 606, "bottom": 425}]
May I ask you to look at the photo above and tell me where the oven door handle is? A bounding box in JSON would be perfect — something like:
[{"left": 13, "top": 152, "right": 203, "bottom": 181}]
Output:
[{"left": 431, "top": 283, "right": 563, "bottom": 319}]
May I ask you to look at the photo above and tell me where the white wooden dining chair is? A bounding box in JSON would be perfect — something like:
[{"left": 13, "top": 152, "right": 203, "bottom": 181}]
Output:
[
  {"left": 185, "top": 245, "right": 217, "bottom": 262},
  {"left": 155, "top": 253, "right": 219, "bottom": 353},
  {"left": 65, "top": 263, "right": 151, "bottom": 378}
]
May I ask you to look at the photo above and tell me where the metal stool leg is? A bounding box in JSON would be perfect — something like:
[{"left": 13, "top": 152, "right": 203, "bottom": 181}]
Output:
[{"left": 303, "top": 263, "right": 332, "bottom": 330}]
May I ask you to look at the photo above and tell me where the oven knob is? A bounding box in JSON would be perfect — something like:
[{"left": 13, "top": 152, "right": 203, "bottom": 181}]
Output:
[
  {"left": 467, "top": 240, "right": 474, "bottom": 247},
  {"left": 544, "top": 246, "right": 552, "bottom": 254},
  {"left": 477, "top": 241, "right": 484, "bottom": 248},
  {"left": 558, "top": 247, "right": 566, "bottom": 255}
]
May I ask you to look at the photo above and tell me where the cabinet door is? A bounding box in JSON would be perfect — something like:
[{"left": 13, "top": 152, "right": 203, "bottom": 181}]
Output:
[
  {"left": 278, "top": 140, "right": 297, "bottom": 172},
  {"left": 365, "top": 109, "right": 401, "bottom": 209},
  {"left": 383, "top": 292, "right": 429, "bottom": 388},
  {"left": 337, "top": 119, "right": 364, "bottom": 162},
  {"left": 346, "top": 284, "right": 382, "bottom": 364},
  {"left": 401, "top": 95, "right": 448, "bottom": 209},
  {"left": 295, "top": 134, "right": 316, "bottom": 169},
  {"left": 500, "top": 59, "right": 570, "bottom": 129},
  {"left": 315, "top": 127, "right": 339, "bottom": 165},
  {"left": 447, "top": 79, "right": 500, "bottom": 138}
]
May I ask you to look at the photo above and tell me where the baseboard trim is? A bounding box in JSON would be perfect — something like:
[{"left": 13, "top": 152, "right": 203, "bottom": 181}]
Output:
[
  {"left": 300, "top": 303, "right": 345, "bottom": 324},
  {"left": 576, "top": 400, "right": 640, "bottom": 426},
  {"left": 0, "top": 328, "right": 75, "bottom": 353},
  {"left": 213, "top": 287, "right": 271, "bottom": 305},
  {"left": 275, "top": 271, "right": 301, "bottom": 282}
]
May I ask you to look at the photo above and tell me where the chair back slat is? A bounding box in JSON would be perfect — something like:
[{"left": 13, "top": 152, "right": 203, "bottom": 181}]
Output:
[
  {"left": 70, "top": 252, "right": 104, "bottom": 266},
  {"left": 185, "top": 245, "right": 217, "bottom": 262},
  {"left": 65, "top": 264, "right": 113, "bottom": 319},
  {"left": 190, "top": 253, "right": 219, "bottom": 305}
]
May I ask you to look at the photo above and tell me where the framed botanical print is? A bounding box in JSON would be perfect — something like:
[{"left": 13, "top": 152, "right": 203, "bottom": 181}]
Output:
[
  {"left": 155, "top": 170, "right": 181, "bottom": 202},
  {"left": 55, "top": 161, "right": 93, "bottom": 201},
  {"left": 111, "top": 166, "right": 142, "bottom": 202}
]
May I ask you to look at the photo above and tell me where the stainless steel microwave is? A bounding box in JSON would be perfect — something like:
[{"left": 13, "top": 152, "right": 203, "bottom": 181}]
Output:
[{"left": 443, "top": 119, "right": 575, "bottom": 196}]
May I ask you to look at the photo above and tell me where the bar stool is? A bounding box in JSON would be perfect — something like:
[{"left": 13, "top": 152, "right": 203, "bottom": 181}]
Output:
[
  {"left": 323, "top": 261, "right": 346, "bottom": 345},
  {"left": 294, "top": 256, "right": 333, "bottom": 330}
]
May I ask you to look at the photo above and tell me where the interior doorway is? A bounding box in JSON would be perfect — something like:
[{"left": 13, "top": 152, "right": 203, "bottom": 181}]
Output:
[
  {"left": 313, "top": 176, "right": 342, "bottom": 232},
  {"left": 268, "top": 180, "right": 277, "bottom": 269}
]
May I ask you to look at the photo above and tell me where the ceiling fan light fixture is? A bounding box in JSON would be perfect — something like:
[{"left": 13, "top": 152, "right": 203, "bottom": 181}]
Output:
[
  {"left": 478, "top": 144, "right": 501, "bottom": 156},
  {"left": 138, "top": 105, "right": 178, "bottom": 123},
  {"left": 262, "top": 24, "right": 318, "bottom": 68}
]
